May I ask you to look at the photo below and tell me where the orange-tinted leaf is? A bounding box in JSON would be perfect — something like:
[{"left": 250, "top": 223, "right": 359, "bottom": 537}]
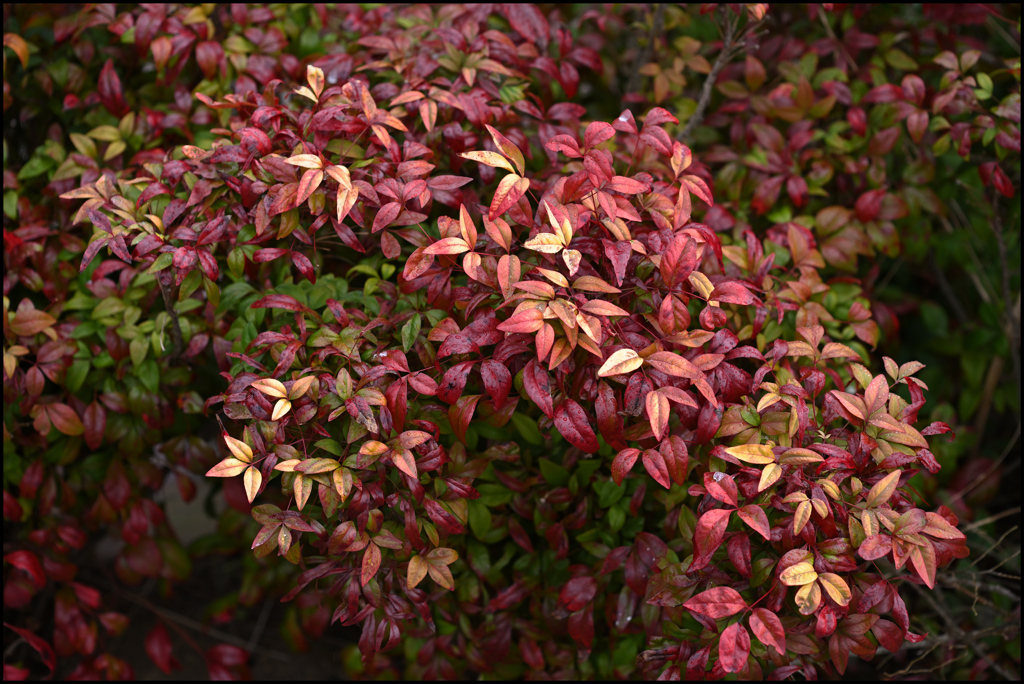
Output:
[
  {"left": 459, "top": 150, "right": 516, "bottom": 174},
  {"left": 484, "top": 124, "right": 525, "bottom": 174},
  {"left": 206, "top": 458, "right": 249, "bottom": 478},
  {"left": 581, "top": 300, "right": 630, "bottom": 317},
  {"left": 645, "top": 392, "right": 670, "bottom": 442},
  {"left": 795, "top": 580, "right": 821, "bottom": 615},
  {"left": 393, "top": 448, "right": 418, "bottom": 479},
  {"left": 47, "top": 403, "right": 84, "bottom": 436},
  {"left": 424, "top": 237, "right": 471, "bottom": 255},
  {"left": 407, "top": 555, "right": 428, "bottom": 588},
  {"left": 866, "top": 470, "right": 901, "bottom": 508},
  {"left": 572, "top": 276, "right": 620, "bottom": 293}
]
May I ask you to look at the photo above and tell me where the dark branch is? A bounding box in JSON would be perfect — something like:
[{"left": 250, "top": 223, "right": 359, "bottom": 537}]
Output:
[
  {"left": 624, "top": 4, "right": 667, "bottom": 107},
  {"left": 679, "top": 9, "right": 737, "bottom": 141}
]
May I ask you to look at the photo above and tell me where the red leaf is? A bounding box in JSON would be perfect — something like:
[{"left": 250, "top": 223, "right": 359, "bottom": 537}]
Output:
[
  {"left": 4, "top": 551, "right": 45, "bottom": 589},
  {"left": 660, "top": 435, "right": 689, "bottom": 486},
  {"left": 372, "top": 202, "right": 402, "bottom": 233},
  {"left": 437, "top": 361, "right": 475, "bottom": 404},
  {"left": 448, "top": 395, "right": 481, "bottom": 444},
  {"left": 3, "top": 624, "right": 55, "bottom": 674},
  {"left": 718, "top": 623, "right": 751, "bottom": 674},
  {"left": 858, "top": 534, "right": 892, "bottom": 561},
  {"left": 506, "top": 4, "right": 549, "bottom": 47},
  {"left": 596, "top": 381, "right": 626, "bottom": 450},
  {"left": 97, "top": 59, "right": 128, "bottom": 117},
  {"left": 682, "top": 587, "right": 747, "bottom": 618},
  {"left": 750, "top": 608, "right": 787, "bottom": 654},
  {"left": 583, "top": 122, "right": 615, "bottom": 151},
  {"left": 558, "top": 576, "right": 597, "bottom": 611},
  {"left": 612, "top": 449, "right": 640, "bottom": 486},
  {"left": 48, "top": 403, "right": 84, "bottom": 436},
  {"left": 737, "top": 504, "right": 771, "bottom": 540},
  {"left": 692, "top": 508, "right": 732, "bottom": 569},
  {"left": 612, "top": 109, "right": 638, "bottom": 134},
  {"left": 480, "top": 360, "right": 512, "bottom": 408},
  {"left": 145, "top": 623, "right": 179, "bottom": 675},
  {"left": 290, "top": 251, "right": 316, "bottom": 283},
  {"left": 251, "top": 294, "right": 311, "bottom": 314},
  {"left": 641, "top": 449, "right": 671, "bottom": 489},
  {"left": 644, "top": 107, "right": 679, "bottom": 127},
  {"left": 704, "top": 472, "right": 739, "bottom": 507},
  {"left": 545, "top": 134, "right": 582, "bottom": 158},
  {"left": 567, "top": 606, "right": 594, "bottom": 650},
  {"left": 489, "top": 174, "right": 530, "bottom": 220},
  {"left": 523, "top": 359, "right": 554, "bottom": 418},
  {"left": 709, "top": 281, "right": 757, "bottom": 305},
  {"left": 553, "top": 399, "right": 599, "bottom": 453},
  {"left": 361, "top": 543, "right": 382, "bottom": 586}
]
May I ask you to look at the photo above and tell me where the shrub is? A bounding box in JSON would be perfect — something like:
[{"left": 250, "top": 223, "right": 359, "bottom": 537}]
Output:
[{"left": 4, "top": 3, "right": 1018, "bottom": 680}]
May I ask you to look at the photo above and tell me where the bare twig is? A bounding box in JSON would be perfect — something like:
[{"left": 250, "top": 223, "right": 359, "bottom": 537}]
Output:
[
  {"left": 961, "top": 506, "right": 1022, "bottom": 533},
  {"left": 679, "top": 9, "right": 737, "bottom": 141},
  {"left": 972, "top": 354, "right": 1006, "bottom": 457},
  {"left": 907, "top": 583, "right": 1017, "bottom": 680},
  {"left": 946, "top": 421, "right": 1020, "bottom": 505},
  {"left": 107, "top": 582, "right": 291, "bottom": 662},
  {"left": 624, "top": 4, "right": 667, "bottom": 105}
]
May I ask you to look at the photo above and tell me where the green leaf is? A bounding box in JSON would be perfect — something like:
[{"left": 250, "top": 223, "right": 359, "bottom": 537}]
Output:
[
  {"left": 179, "top": 269, "right": 202, "bottom": 301},
  {"left": 137, "top": 359, "right": 160, "bottom": 393},
  {"left": 66, "top": 360, "right": 90, "bottom": 394},
  {"left": 538, "top": 458, "right": 569, "bottom": 486},
  {"left": 401, "top": 314, "right": 421, "bottom": 352},
  {"left": 468, "top": 499, "right": 492, "bottom": 540},
  {"left": 315, "top": 439, "right": 344, "bottom": 456},
  {"left": 510, "top": 412, "right": 542, "bottom": 445},
  {"left": 130, "top": 336, "right": 148, "bottom": 368}
]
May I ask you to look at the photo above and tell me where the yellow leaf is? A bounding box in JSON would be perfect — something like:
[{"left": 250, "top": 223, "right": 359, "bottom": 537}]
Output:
[
  {"left": 572, "top": 276, "right": 620, "bottom": 294},
  {"left": 725, "top": 444, "right": 776, "bottom": 464},
  {"left": 251, "top": 378, "right": 288, "bottom": 398},
  {"left": 271, "top": 399, "right": 292, "bottom": 421},
  {"left": 535, "top": 267, "right": 569, "bottom": 288},
  {"left": 758, "top": 463, "right": 782, "bottom": 492},
  {"left": 865, "top": 469, "right": 901, "bottom": 508},
  {"left": 562, "top": 249, "right": 582, "bottom": 276},
  {"left": 458, "top": 150, "right": 516, "bottom": 174},
  {"left": 598, "top": 349, "right": 643, "bottom": 377},
  {"left": 243, "top": 466, "right": 262, "bottom": 503},
  {"left": 523, "top": 233, "right": 565, "bottom": 254},
  {"left": 793, "top": 500, "right": 812, "bottom": 535},
  {"left": 795, "top": 580, "right": 822, "bottom": 615},
  {"left": 284, "top": 154, "right": 323, "bottom": 169},
  {"left": 817, "top": 572, "right": 851, "bottom": 606},
  {"left": 224, "top": 435, "right": 253, "bottom": 463},
  {"left": 780, "top": 561, "right": 818, "bottom": 586}
]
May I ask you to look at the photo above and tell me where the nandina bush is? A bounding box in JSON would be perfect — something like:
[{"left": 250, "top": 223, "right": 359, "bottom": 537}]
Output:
[{"left": 5, "top": 2, "right": 1017, "bottom": 680}]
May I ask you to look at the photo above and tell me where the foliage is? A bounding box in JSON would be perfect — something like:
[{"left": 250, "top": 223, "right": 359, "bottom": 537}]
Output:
[{"left": 3, "top": 2, "right": 1019, "bottom": 681}]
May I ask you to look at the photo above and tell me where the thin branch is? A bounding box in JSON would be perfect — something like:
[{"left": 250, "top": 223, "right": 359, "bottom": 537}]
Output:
[
  {"left": 961, "top": 506, "right": 1022, "bottom": 533},
  {"left": 907, "top": 583, "right": 1017, "bottom": 680},
  {"left": 946, "top": 421, "right": 1020, "bottom": 506},
  {"left": 679, "top": 9, "right": 737, "bottom": 141},
  {"left": 624, "top": 4, "right": 667, "bottom": 106},
  {"left": 106, "top": 582, "right": 291, "bottom": 662}
]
